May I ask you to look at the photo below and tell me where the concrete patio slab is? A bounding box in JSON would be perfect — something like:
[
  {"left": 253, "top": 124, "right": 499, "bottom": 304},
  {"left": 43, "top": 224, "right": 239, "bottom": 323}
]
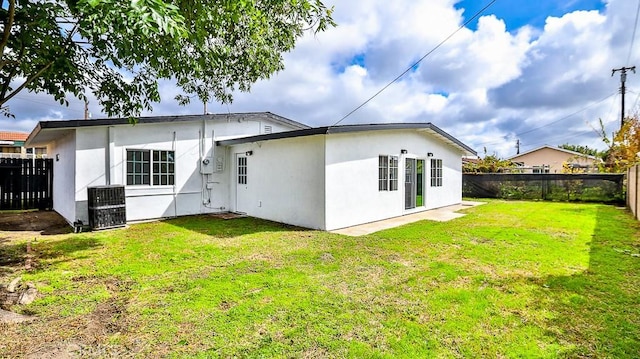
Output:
[{"left": 331, "top": 200, "right": 485, "bottom": 236}]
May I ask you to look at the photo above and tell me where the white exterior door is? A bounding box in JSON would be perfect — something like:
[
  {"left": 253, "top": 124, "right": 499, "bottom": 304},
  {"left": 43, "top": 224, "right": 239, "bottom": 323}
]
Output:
[
  {"left": 405, "top": 158, "right": 416, "bottom": 209},
  {"left": 235, "top": 154, "right": 249, "bottom": 213}
]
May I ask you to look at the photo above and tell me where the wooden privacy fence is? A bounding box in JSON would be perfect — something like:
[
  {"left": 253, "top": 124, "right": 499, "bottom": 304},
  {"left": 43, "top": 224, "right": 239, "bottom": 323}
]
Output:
[
  {"left": 463, "top": 173, "right": 625, "bottom": 203},
  {"left": 628, "top": 165, "right": 640, "bottom": 220},
  {"left": 0, "top": 158, "right": 53, "bottom": 210}
]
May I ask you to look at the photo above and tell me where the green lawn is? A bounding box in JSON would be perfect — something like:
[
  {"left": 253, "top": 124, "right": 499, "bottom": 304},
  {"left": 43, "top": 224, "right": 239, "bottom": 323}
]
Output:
[{"left": 1, "top": 200, "right": 639, "bottom": 358}]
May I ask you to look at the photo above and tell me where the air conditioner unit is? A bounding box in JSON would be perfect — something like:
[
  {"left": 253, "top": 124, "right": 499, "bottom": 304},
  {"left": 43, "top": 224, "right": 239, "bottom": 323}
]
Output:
[{"left": 87, "top": 185, "right": 126, "bottom": 230}]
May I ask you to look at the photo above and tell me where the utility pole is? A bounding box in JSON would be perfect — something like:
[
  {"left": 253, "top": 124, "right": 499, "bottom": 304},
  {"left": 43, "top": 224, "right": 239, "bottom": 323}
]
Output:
[
  {"left": 84, "top": 99, "right": 89, "bottom": 120},
  {"left": 612, "top": 66, "right": 636, "bottom": 128},
  {"left": 516, "top": 139, "right": 520, "bottom": 155}
]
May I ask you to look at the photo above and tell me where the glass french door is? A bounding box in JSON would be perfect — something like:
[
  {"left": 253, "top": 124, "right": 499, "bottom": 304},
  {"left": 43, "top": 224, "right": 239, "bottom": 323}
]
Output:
[{"left": 405, "top": 158, "right": 425, "bottom": 210}]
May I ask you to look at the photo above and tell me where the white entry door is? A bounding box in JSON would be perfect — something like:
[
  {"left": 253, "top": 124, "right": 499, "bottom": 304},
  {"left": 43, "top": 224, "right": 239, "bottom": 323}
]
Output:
[{"left": 235, "top": 154, "right": 249, "bottom": 213}]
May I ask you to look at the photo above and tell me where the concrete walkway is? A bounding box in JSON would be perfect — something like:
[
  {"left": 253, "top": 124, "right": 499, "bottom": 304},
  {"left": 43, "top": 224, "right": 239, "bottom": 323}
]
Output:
[{"left": 331, "top": 200, "right": 485, "bottom": 236}]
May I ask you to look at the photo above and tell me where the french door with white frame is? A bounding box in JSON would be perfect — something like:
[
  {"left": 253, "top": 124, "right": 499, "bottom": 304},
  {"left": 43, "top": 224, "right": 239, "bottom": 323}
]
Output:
[{"left": 405, "top": 158, "right": 425, "bottom": 210}]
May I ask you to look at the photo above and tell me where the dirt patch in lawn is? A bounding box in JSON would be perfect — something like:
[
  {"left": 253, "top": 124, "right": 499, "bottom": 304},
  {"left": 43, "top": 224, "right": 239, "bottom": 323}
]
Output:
[
  {"left": 11, "top": 296, "right": 147, "bottom": 358},
  {"left": 1, "top": 211, "right": 71, "bottom": 279},
  {"left": 0, "top": 211, "right": 71, "bottom": 238}
]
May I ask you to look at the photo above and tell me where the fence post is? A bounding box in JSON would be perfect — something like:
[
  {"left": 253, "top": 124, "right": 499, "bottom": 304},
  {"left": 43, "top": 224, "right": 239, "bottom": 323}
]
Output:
[{"left": 636, "top": 165, "right": 639, "bottom": 220}]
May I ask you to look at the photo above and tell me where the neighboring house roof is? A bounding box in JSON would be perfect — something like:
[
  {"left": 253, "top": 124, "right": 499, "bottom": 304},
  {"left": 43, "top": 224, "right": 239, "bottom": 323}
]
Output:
[
  {"left": 462, "top": 156, "right": 481, "bottom": 164},
  {"left": 26, "top": 112, "right": 309, "bottom": 147},
  {"left": 507, "top": 145, "right": 599, "bottom": 161},
  {"left": 0, "top": 131, "right": 28, "bottom": 142},
  {"left": 217, "top": 123, "right": 477, "bottom": 156}
]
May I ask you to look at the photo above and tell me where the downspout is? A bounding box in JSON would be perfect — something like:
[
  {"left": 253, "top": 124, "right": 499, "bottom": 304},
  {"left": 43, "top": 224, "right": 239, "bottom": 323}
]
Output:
[
  {"left": 106, "top": 126, "right": 114, "bottom": 185},
  {"left": 173, "top": 131, "right": 178, "bottom": 217}
]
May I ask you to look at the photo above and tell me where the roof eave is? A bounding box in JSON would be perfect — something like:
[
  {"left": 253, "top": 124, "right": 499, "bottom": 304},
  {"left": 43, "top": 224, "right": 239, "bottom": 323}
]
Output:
[
  {"left": 24, "top": 122, "right": 43, "bottom": 147},
  {"left": 217, "top": 123, "right": 477, "bottom": 156}
]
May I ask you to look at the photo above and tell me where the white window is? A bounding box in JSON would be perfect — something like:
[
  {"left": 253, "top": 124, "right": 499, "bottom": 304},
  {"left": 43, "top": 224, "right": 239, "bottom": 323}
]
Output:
[
  {"left": 430, "top": 159, "right": 443, "bottom": 187},
  {"left": 153, "top": 150, "right": 175, "bottom": 185},
  {"left": 126, "top": 149, "right": 175, "bottom": 186},
  {"left": 379, "top": 155, "right": 399, "bottom": 191},
  {"left": 389, "top": 156, "right": 398, "bottom": 191},
  {"left": 533, "top": 165, "right": 549, "bottom": 174}
]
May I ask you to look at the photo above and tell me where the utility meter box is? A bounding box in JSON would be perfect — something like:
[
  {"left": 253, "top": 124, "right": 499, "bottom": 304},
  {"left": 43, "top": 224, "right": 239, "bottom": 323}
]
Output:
[{"left": 200, "top": 158, "right": 214, "bottom": 174}]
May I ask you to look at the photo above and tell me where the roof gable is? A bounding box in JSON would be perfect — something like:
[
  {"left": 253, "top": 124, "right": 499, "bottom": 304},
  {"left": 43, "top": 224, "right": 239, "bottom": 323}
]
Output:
[{"left": 508, "top": 145, "right": 598, "bottom": 161}]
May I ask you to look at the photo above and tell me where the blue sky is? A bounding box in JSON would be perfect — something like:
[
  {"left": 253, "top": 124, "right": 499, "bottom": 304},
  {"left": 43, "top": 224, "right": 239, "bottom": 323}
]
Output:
[
  {"left": 3, "top": 0, "right": 639, "bottom": 157},
  {"left": 456, "top": 0, "right": 607, "bottom": 31}
]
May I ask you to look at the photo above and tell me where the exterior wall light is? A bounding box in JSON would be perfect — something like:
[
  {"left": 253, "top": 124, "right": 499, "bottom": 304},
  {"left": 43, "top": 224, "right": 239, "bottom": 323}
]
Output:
[
  {"left": 427, "top": 152, "right": 434, "bottom": 157},
  {"left": 245, "top": 150, "right": 253, "bottom": 156},
  {"left": 400, "top": 149, "right": 408, "bottom": 154}
]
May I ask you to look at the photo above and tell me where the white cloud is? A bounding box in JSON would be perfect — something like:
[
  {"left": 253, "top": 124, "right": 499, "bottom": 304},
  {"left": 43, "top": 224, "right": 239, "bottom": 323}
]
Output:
[{"left": 6, "top": 0, "right": 639, "bottom": 158}]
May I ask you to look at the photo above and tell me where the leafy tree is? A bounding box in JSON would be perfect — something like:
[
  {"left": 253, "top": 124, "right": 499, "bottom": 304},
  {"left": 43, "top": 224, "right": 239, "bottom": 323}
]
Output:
[
  {"left": 463, "top": 154, "right": 517, "bottom": 173},
  {"left": 0, "top": 0, "right": 334, "bottom": 118},
  {"left": 558, "top": 143, "right": 604, "bottom": 159},
  {"left": 597, "top": 116, "right": 640, "bottom": 172}
]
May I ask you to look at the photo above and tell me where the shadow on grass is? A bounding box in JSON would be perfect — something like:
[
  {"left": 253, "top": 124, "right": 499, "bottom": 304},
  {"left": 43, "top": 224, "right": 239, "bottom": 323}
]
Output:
[
  {"left": 0, "top": 236, "right": 102, "bottom": 275},
  {"left": 541, "top": 206, "right": 640, "bottom": 357},
  {"left": 161, "top": 214, "right": 310, "bottom": 238}
]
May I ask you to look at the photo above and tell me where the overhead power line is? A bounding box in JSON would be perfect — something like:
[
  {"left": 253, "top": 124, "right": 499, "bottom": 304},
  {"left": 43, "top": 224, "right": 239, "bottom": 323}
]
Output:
[
  {"left": 519, "top": 128, "right": 599, "bottom": 151},
  {"left": 627, "top": 0, "right": 640, "bottom": 65},
  {"left": 477, "top": 92, "right": 617, "bottom": 147},
  {"left": 331, "top": 0, "right": 498, "bottom": 127},
  {"left": 516, "top": 92, "right": 617, "bottom": 137},
  {"left": 12, "top": 95, "right": 86, "bottom": 114}
]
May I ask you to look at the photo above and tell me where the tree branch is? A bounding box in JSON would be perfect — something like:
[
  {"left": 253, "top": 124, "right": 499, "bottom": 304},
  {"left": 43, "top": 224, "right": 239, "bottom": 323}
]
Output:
[
  {"left": 0, "top": 41, "right": 25, "bottom": 100},
  {"left": 0, "top": 21, "right": 81, "bottom": 107},
  {"left": 0, "top": 60, "right": 56, "bottom": 107},
  {"left": 0, "top": 0, "right": 16, "bottom": 72}
]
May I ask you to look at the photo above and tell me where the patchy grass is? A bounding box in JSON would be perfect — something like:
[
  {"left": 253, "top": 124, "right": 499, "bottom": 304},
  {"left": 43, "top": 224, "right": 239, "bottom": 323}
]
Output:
[{"left": 1, "top": 201, "right": 639, "bottom": 358}]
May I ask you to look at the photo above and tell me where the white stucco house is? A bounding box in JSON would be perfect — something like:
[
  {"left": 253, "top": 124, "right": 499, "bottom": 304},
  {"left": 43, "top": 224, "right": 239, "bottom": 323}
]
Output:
[{"left": 25, "top": 112, "right": 476, "bottom": 231}]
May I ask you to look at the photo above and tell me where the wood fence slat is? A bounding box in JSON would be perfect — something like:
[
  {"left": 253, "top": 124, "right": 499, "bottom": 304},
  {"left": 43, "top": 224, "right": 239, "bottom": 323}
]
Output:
[{"left": 0, "top": 158, "right": 53, "bottom": 210}]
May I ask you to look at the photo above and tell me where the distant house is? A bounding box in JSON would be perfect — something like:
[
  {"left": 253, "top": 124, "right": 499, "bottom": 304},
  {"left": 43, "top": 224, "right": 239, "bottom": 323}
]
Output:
[
  {"left": 26, "top": 112, "right": 476, "bottom": 230},
  {"left": 507, "top": 145, "right": 600, "bottom": 173},
  {"left": 0, "top": 131, "right": 47, "bottom": 158}
]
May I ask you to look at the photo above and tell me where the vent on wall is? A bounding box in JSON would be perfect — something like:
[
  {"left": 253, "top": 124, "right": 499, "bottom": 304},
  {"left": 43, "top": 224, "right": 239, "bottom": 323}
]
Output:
[
  {"left": 87, "top": 185, "right": 126, "bottom": 230},
  {"left": 264, "top": 125, "right": 272, "bottom": 134}
]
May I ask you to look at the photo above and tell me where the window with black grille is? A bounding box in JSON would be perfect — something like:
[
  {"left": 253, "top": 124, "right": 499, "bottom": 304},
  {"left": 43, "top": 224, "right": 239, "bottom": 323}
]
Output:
[{"left": 126, "top": 149, "right": 175, "bottom": 186}]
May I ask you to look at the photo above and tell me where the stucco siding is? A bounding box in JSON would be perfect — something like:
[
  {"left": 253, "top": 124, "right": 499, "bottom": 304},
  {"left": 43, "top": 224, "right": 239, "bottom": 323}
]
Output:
[
  {"left": 324, "top": 130, "right": 463, "bottom": 230},
  {"left": 50, "top": 131, "right": 76, "bottom": 224},
  {"left": 75, "top": 127, "right": 109, "bottom": 222},
  {"left": 70, "top": 117, "right": 299, "bottom": 223},
  {"left": 39, "top": 116, "right": 467, "bottom": 231},
  {"left": 228, "top": 136, "right": 326, "bottom": 229},
  {"left": 424, "top": 139, "right": 464, "bottom": 210}
]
